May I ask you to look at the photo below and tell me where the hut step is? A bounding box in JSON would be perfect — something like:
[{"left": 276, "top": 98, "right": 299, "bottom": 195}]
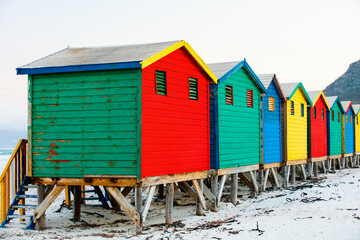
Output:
[
  {"left": 16, "top": 194, "right": 37, "bottom": 199},
  {"left": 12, "top": 204, "right": 37, "bottom": 210}
]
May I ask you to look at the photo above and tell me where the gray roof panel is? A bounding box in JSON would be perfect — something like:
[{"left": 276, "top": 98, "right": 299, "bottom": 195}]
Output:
[
  {"left": 257, "top": 74, "right": 275, "bottom": 89},
  {"left": 280, "top": 82, "right": 301, "bottom": 98},
  {"left": 325, "top": 96, "right": 338, "bottom": 108},
  {"left": 19, "top": 41, "right": 180, "bottom": 69},
  {"left": 307, "top": 90, "right": 322, "bottom": 104},
  {"left": 207, "top": 61, "right": 240, "bottom": 79},
  {"left": 353, "top": 104, "right": 360, "bottom": 115}
]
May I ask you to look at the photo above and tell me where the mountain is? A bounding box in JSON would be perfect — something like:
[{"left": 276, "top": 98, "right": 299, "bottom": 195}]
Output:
[{"left": 324, "top": 59, "right": 360, "bottom": 104}]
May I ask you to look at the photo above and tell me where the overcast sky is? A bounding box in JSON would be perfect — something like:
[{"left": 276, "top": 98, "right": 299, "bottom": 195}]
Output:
[{"left": 0, "top": 0, "right": 359, "bottom": 139}]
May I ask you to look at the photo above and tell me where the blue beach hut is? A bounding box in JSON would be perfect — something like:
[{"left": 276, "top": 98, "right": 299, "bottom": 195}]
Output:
[{"left": 258, "top": 74, "right": 286, "bottom": 167}]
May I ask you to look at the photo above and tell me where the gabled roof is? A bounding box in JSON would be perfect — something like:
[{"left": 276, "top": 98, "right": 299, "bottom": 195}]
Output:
[
  {"left": 341, "top": 101, "right": 355, "bottom": 114},
  {"left": 17, "top": 40, "right": 217, "bottom": 83},
  {"left": 207, "top": 60, "right": 266, "bottom": 92},
  {"left": 281, "top": 82, "right": 312, "bottom": 105},
  {"left": 307, "top": 90, "right": 330, "bottom": 109},
  {"left": 353, "top": 104, "right": 360, "bottom": 116},
  {"left": 258, "top": 73, "right": 286, "bottom": 99},
  {"left": 325, "top": 96, "right": 345, "bottom": 113}
]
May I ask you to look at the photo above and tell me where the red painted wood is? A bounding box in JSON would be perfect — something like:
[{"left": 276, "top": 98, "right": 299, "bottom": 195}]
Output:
[
  {"left": 310, "top": 95, "right": 328, "bottom": 158},
  {"left": 141, "top": 48, "right": 210, "bottom": 177}
]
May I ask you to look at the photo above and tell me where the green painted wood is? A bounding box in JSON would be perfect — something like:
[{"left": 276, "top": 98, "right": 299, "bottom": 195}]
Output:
[
  {"left": 217, "top": 68, "right": 261, "bottom": 169},
  {"left": 329, "top": 103, "right": 343, "bottom": 156},
  {"left": 31, "top": 69, "right": 141, "bottom": 178}
]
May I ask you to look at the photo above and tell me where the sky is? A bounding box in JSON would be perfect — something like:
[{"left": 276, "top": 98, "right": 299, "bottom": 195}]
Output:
[{"left": 0, "top": 0, "right": 359, "bottom": 147}]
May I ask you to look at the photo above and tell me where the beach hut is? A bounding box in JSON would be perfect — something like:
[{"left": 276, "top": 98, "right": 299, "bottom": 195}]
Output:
[
  {"left": 281, "top": 83, "right": 312, "bottom": 184},
  {"left": 14, "top": 40, "right": 217, "bottom": 230},
  {"left": 307, "top": 91, "right": 330, "bottom": 175},
  {"left": 352, "top": 104, "right": 360, "bottom": 165},
  {"left": 341, "top": 101, "right": 355, "bottom": 167},
  {"left": 257, "top": 74, "right": 286, "bottom": 189},
  {"left": 325, "top": 96, "right": 345, "bottom": 170},
  {"left": 341, "top": 101, "right": 355, "bottom": 153},
  {"left": 208, "top": 60, "right": 266, "bottom": 207}
]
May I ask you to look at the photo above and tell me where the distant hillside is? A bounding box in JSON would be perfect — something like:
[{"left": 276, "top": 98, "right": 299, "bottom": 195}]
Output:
[{"left": 324, "top": 59, "right": 360, "bottom": 104}]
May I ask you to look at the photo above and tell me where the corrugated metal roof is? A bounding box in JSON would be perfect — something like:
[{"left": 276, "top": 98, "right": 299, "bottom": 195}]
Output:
[
  {"left": 280, "top": 82, "right": 301, "bottom": 98},
  {"left": 19, "top": 41, "right": 179, "bottom": 69},
  {"left": 257, "top": 74, "right": 275, "bottom": 89},
  {"left": 207, "top": 61, "right": 240, "bottom": 79},
  {"left": 307, "top": 90, "right": 322, "bottom": 104},
  {"left": 353, "top": 104, "right": 360, "bottom": 115}
]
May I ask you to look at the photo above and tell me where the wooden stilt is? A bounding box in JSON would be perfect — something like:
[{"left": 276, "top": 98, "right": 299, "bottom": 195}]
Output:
[
  {"left": 34, "top": 185, "right": 65, "bottom": 224},
  {"left": 178, "top": 182, "right": 197, "bottom": 199},
  {"left": 65, "top": 186, "right": 71, "bottom": 206},
  {"left": 165, "top": 183, "right": 174, "bottom": 225},
  {"left": 230, "top": 173, "right": 238, "bottom": 204},
  {"left": 105, "top": 188, "right": 121, "bottom": 211},
  {"left": 196, "top": 180, "right": 204, "bottom": 216},
  {"left": 249, "top": 171, "right": 259, "bottom": 195},
  {"left": 314, "top": 162, "right": 318, "bottom": 178},
  {"left": 192, "top": 179, "right": 206, "bottom": 210},
  {"left": 217, "top": 175, "right": 227, "bottom": 202},
  {"left": 307, "top": 163, "right": 312, "bottom": 178},
  {"left": 291, "top": 165, "right": 296, "bottom": 185},
  {"left": 210, "top": 175, "right": 218, "bottom": 212},
  {"left": 263, "top": 168, "right": 270, "bottom": 191},
  {"left": 105, "top": 187, "right": 140, "bottom": 227},
  {"left": 36, "top": 185, "right": 46, "bottom": 230},
  {"left": 300, "top": 164, "right": 307, "bottom": 180},
  {"left": 141, "top": 185, "right": 156, "bottom": 224},
  {"left": 258, "top": 170, "right": 264, "bottom": 192},
  {"left": 270, "top": 168, "right": 280, "bottom": 188},
  {"left": 321, "top": 161, "right": 326, "bottom": 174},
  {"left": 73, "top": 186, "right": 81, "bottom": 221},
  {"left": 202, "top": 184, "right": 216, "bottom": 206},
  {"left": 285, "top": 166, "right": 290, "bottom": 188},
  {"left": 135, "top": 187, "right": 143, "bottom": 234}
]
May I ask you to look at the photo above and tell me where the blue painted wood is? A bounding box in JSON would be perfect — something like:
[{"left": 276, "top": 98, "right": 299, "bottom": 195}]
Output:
[
  {"left": 209, "top": 83, "right": 219, "bottom": 169},
  {"left": 17, "top": 61, "right": 142, "bottom": 75},
  {"left": 262, "top": 81, "right": 282, "bottom": 164},
  {"left": 345, "top": 110, "right": 355, "bottom": 154}
]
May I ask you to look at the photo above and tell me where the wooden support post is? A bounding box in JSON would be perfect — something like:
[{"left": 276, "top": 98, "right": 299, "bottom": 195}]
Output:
[
  {"left": 196, "top": 179, "right": 204, "bottom": 216},
  {"left": 270, "top": 168, "right": 280, "bottom": 188},
  {"left": 284, "top": 166, "right": 290, "bottom": 188},
  {"left": 105, "top": 186, "right": 140, "bottom": 227},
  {"left": 34, "top": 185, "right": 65, "bottom": 224},
  {"left": 331, "top": 158, "right": 336, "bottom": 172},
  {"left": 178, "top": 182, "right": 197, "bottom": 200},
  {"left": 192, "top": 179, "right": 206, "bottom": 211},
  {"left": 300, "top": 164, "right": 307, "bottom": 180},
  {"left": 231, "top": 173, "right": 238, "bottom": 204},
  {"left": 307, "top": 163, "right": 313, "bottom": 178},
  {"left": 165, "top": 183, "right": 174, "bottom": 225},
  {"left": 328, "top": 159, "right": 332, "bottom": 172},
  {"left": 210, "top": 175, "right": 218, "bottom": 212},
  {"left": 65, "top": 186, "right": 71, "bottom": 206},
  {"left": 73, "top": 186, "right": 81, "bottom": 221},
  {"left": 202, "top": 184, "right": 216, "bottom": 206},
  {"left": 217, "top": 175, "right": 227, "bottom": 202},
  {"left": 314, "top": 162, "right": 318, "bottom": 178},
  {"left": 135, "top": 187, "right": 142, "bottom": 234},
  {"left": 263, "top": 168, "right": 270, "bottom": 191},
  {"left": 105, "top": 188, "right": 121, "bottom": 211},
  {"left": 258, "top": 170, "right": 264, "bottom": 192},
  {"left": 141, "top": 185, "right": 156, "bottom": 223},
  {"left": 291, "top": 165, "right": 296, "bottom": 185},
  {"left": 249, "top": 171, "right": 259, "bottom": 195},
  {"left": 36, "top": 185, "right": 46, "bottom": 230},
  {"left": 337, "top": 158, "right": 342, "bottom": 170},
  {"left": 321, "top": 161, "right": 326, "bottom": 174}
]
